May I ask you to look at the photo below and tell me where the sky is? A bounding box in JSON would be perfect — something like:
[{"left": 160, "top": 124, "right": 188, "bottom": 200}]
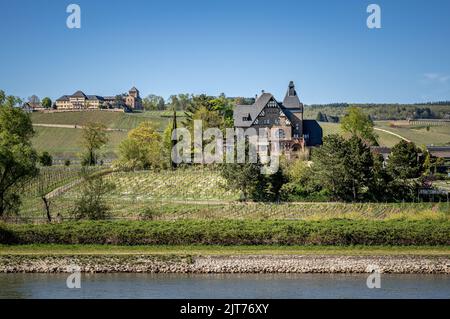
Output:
[{"left": 0, "top": 0, "right": 449, "bottom": 104}]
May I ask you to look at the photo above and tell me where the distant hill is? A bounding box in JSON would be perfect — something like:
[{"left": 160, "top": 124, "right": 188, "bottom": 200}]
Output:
[{"left": 304, "top": 103, "right": 450, "bottom": 121}]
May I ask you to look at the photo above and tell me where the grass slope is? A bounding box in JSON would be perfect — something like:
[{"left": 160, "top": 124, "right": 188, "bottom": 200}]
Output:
[
  {"left": 31, "top": 126, "right": 127, "bottom": 159},
  {"left": 1, "top": 244, "right": 448, "bottom": 256},
  {"left": 319, "top": 121, "right": 450, "bottom": 147}
]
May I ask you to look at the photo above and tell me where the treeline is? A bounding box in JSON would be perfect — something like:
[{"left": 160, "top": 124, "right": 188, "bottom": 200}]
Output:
[
  {"left": 142, "top": 93, "right": 254, "bottom": 111},
  {"left": 1, "top": 220, "right": 448, "bottom": 245},
  {"left": 304, "top": 103, "right": 450, "bottom": 120}
]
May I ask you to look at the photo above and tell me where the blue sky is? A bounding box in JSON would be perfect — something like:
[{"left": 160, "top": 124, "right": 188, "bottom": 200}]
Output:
[{"left": 0, "top": 0, "right": 449, "bottom": 104}]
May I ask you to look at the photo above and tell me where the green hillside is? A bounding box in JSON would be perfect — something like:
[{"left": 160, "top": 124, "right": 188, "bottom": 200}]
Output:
[
  {"left": 30, "top": 111, "right": 181, "bottom": 159},
  {"left": 31, "top": 127, "right": 127, "bottom": 159},
  {"left": 30, "top": 110, "right": 173, "bottom": 131},
  {"left": 320, "top": 121, "right": 450, "bottom": 147}
]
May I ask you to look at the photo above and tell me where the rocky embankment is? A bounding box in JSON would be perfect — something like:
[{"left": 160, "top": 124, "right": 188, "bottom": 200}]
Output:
[{"left": 1, "top": 255, "right": 449, "bottom": 274}]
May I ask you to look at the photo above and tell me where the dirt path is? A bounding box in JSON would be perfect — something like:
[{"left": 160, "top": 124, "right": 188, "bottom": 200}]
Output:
[
  {"left": 32, "top": 123, "right": 125, "bottom": 132},
  {"left": 44, "top": 169, "right": 116, "bottom": 200},
  {"left": 374, "top": 127, "right": 410, "bottom": 142}
]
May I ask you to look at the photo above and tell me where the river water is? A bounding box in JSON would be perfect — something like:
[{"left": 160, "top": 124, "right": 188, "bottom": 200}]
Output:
[{"left": 0, "top": 273, "right": 449, "bottom": 299}]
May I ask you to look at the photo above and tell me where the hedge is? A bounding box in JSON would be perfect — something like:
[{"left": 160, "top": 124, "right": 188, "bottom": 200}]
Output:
[{"left": 0, "top": 219, "right": 449, "bottom": 246}]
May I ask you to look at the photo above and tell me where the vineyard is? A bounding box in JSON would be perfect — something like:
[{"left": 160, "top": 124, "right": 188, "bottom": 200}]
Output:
[
  {"left": 17, "top": 166, "right": 103, "bottom": 221},
  {"left": 16, "top": 167, "right": 450, "bottom": 222}
]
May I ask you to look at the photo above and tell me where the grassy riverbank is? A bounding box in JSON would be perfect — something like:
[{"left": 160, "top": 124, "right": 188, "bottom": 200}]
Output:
[
  {"left": 1, "top": 244, "right": 449, "bottom": 256},
  {"left": 1, "top": 220, "right": 449, "bottom": 246}
]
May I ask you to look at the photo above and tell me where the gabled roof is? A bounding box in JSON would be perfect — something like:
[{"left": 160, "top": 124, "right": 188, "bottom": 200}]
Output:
[
  {"left": 71, "top": 90, "right": 87, "bottom": 98},
  {"left": 233, "top": 82, "right": 306, "bottom": 128},
  {"left": 56, "top": 95, "right": 69, "bottom": 101},
  {"left": 233, "top": 93, "right": 274, "bottom": 127},
  {"left": 129, "top": 87, "right": 138, "bottom": 92}
]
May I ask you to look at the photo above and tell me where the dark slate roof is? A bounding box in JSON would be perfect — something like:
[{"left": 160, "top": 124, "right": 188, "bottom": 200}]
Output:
[
  {"left": 427, "top": 146, "right": 450, "bottom": 159},
  {"left": 56, "top": 95, "right": 69, "bottom": 101},
  {"left": 129, "top": 87, "right": 138, "bottom": 92},
  {"left": 303, "top": 120, "right": 323, "bottom": 146},
  {"left": 72, "top": 90, "right": 87, "bottom": 98},
  {"left": 283, "top": 81, "right": 303, "bottom": 110},
  {"left": 86, "top": 95, "right": 105, "bottom": 101},
  {"left": 233, "top": 93, "right": 274, "bottom": 127}
]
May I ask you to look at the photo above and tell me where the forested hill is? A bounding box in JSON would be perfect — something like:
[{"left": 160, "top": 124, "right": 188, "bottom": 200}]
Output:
[{"left": 303, "top": 102, "right": 450, "bottom": 121}]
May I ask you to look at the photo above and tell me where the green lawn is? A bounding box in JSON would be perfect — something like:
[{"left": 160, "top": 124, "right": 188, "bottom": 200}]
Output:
[
  {"left": 320, "top": 121, "right": 450, "bottom": 147},
  {"left": 1, "top": 244, "right": 448, "bottom": 256},
  {"left": 30, "top": 110, "right": 180, "bottom": 131},
  {"left": 375, "top": 121, "right": 450, "bottom": 146}
]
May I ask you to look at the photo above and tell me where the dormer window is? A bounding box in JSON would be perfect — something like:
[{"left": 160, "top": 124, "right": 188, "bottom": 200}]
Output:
[{"left": 242, "top": 114, "right": 251, "bottom": 121}]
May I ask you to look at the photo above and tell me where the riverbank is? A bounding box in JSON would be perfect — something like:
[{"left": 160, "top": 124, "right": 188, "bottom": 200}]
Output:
[{"left": 1, "top": 252, "right": 449, "bottom": 274}]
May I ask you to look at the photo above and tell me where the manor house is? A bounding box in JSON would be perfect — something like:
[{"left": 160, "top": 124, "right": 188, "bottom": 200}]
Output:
[
  {"left": 233, "top": 81, "right": 323, "bottom": 154},
  {"left": 55, "top": 87, "right": 142, "bottom": 111}
]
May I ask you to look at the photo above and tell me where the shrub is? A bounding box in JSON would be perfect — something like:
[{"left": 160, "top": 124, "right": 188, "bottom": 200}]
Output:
[
  {"left": 0, "top": 219, "right": 448, "bottom": 246},
  {"left": 39, "top": 152, "right": 53, "bottom": 166},
  {"left": 71, "top": 176, "right": 116, "bottom": 220}
]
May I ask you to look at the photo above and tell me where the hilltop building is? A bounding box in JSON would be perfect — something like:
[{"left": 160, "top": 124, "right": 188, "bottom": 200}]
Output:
[
  {"left": 233, "top": 81, "right": 323, "bottom": 155},
  {"left": 55, "top": 87, "right": 142, "bottom": 111}
]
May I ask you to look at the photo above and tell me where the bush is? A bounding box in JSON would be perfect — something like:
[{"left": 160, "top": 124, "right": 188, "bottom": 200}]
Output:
[
  {"left": 39, "top": 152, "right": 53, "bottom": 166},
  {"left": 0, "top": 219, "right": 448, "bottom": 246},
  {"left": 71, "top": 176, "right": 116, "bottom": 220}
]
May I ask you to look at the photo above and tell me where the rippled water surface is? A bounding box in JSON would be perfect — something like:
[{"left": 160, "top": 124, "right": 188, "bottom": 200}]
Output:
[{"left": 0, "top": 273, "right": 449, "bottom": 299}]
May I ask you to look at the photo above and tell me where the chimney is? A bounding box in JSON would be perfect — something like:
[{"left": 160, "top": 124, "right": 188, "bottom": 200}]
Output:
[{"left": 261, "top": 90, "right": 265, "bottom": 94}]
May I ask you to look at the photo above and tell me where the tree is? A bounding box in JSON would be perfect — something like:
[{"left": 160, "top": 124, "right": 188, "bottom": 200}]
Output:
[
  {"left": 72, "top": 174, "right": 116, "bottom": 220},
  {"left": 168, "top": 94, "right": 192, "bottom": 111},
  {"left": 39, "top": 151, "right": 53, "bottom": 166},
  {"left": 117, "top": 121, "right": 163, "bottom": 170},
  {"left": 316, "top": 111, "right": 324, "bottom": 122},
  {"left": 341, "top": 106, "right": 378, "bottom": 145},
  {"left": 220, "top": 161, "right": 262, "bottom": 200},
  {"left": 346, "top": 136, "right": 374, "bottom": 201},
  {"left": 41, "top": 97, "right": 51, "bottom": 108},
  {"left": 114, "top": 95, "right": 124, "bottom": 109},
  {"left": 28, "top": 95, "right": 40, "bottom": 105},
  {"left": 142, "top": 94, "right": 165, "bottom": 111},
  {"left": 311, "top": 135, "right": 374, "bottom": 201},
  {"left": 80, "top": 122, "right": 108, "bottom": 166},
  {"left": 161, "top": 109, "right": 178, "bottom": 169},
  {"left": 311, "top": 135, "right": 351, "bottom": 200},
  {"left": 0, "top": 100, "right": 39, "bottom": 217},
  {"left": 387, "top": 140, "right": 422, "bottom": 179}
]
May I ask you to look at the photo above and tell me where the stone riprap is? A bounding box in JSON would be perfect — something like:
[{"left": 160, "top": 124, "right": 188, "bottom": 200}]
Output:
[{"left": 0, "top": 255, "right": 449, "bottom": 274}]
